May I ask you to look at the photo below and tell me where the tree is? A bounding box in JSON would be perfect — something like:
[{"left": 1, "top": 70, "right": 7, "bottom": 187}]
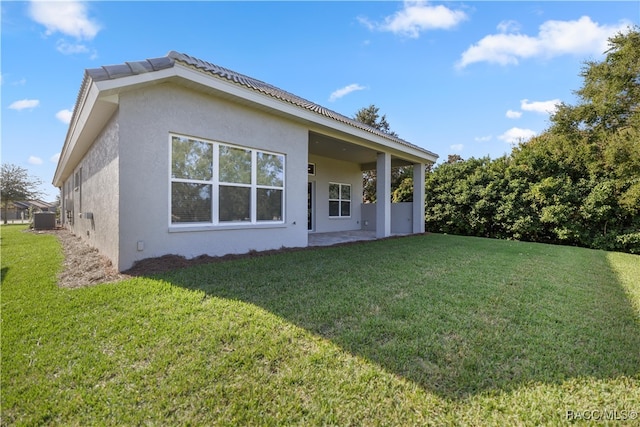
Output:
[
  {"left": 423, "top": 28, "right": 640, "bottom": 253},
  {"left": 425, "top": 156, "right": 504, "bottom": 237},
  {"left": 544, "top": 27, "right": 640, "bottom": 251},
  {"left": 353, "top": 104, "right": 399, "bottom": 137},
  {"left": 446, "top": 154, "right": 464, "bottom": 164},
  {"left": 1, "top": 164, "right": 43, "bottom": 224},
  {"left": 362, "top": 167, "right": 413, "bottom": 203},
  {"left": 353, "top": 104, "right": 410, "bottom": 202},
  {"left": 573, "top": 28, "right": 640, "bottom": 136},
  {"left": 392, "top": 177, "right": 414, "bottom": 203}
]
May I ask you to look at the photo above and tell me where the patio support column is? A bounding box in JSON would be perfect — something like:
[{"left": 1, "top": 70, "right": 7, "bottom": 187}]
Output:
[
  {"left": 413, "top": 163, "right": 426, "bottom": 233},
  {"left": 376, "top": 152, "right": 391, "bottom": 238}
]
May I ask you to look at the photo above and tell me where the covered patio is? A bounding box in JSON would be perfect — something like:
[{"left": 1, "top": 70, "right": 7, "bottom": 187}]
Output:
[{"left": 308, "top": 130, "right": 434, "bottom": 239}]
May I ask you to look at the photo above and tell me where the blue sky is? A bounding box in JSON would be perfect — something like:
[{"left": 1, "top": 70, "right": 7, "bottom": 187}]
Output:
[{"left": 2, "top": 1, "right": 638, "bottom": 201}]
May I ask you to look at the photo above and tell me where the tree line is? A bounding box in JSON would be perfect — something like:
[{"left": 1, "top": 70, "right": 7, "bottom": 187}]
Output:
[
  {"left": 358, "top": 28, "right": 639, "bottom": 254},
  {"left": 424, "top": 29, "right": 640, "bottom": 254}
]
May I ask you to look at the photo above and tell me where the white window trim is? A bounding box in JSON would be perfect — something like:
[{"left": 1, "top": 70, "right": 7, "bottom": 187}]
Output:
[
  {"left": 329, "top": 182, "right": 351, "bottom": 219},
  {"left": 168, "top": 133, "right": 286, "bottom": 229}
]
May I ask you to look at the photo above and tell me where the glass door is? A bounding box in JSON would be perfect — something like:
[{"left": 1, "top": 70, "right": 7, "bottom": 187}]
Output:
[{"left": 307, "top": 182, "right": 314, "bottom": 231}]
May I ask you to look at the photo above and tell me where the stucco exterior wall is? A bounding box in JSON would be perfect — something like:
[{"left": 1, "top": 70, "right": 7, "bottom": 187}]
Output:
[
  {"left": 115, "top": 83, "right": 308, "bottom": 271},
  {"left": 65, "top": 114, "right": 121, "bottom": 266},
  {"left": 361, "top": 202, "right": 413, "bottom": 234},
  {"left": 308, "top": 154, "right": 364, "bottom": 233}
]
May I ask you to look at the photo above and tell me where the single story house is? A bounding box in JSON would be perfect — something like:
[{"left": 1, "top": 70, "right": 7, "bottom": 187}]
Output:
[
  {"left": 53, "top": 51, "right": 438, "bottom": 272},
  {"left": 1, "top": 200, "right": 57, "bottom": 222}
]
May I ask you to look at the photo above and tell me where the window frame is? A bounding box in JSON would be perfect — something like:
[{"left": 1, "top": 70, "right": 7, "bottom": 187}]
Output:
[
  {"left": 74, "top": 167, "right": 82, "bottom": 215},
  {"left": 328, "top": 182, "right": 351, "bottom": 218},
  {"left": 169, "top": 133, "right": 285, "bottom": 229}
]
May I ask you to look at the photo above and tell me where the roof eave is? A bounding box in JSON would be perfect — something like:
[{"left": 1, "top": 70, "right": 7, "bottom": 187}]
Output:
[
  {"left": 172, "top": 63, "right": 439, "bottom": 163},
  {"left": 54, "top": 53, "right": 438, "bottom": 188},
  {"left": 52, "top": 73, "right": 96, "bottom": 187},
  {"left": 52, "top": 68, "right": 178, "bottom": 187}
]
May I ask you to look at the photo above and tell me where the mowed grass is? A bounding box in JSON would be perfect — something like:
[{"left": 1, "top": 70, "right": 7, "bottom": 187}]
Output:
[{"left": 2, "top": 224, "right": 639, "bottom": 426}]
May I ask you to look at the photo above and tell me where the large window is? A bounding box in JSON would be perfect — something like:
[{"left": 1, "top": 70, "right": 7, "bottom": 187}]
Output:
[
  {"left": 329, "top": 182, "right": 351, "bottom": 218},
  {"left": 170, "top": 135, "right": 285, "bottom": 225}
]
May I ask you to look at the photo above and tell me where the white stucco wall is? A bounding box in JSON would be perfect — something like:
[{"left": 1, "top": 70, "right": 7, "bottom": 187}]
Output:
[
  {"left": 115, "top": 83, "right": 308, "bottom": 271},
  {"left": 308, "top": 154, "right": 364, "bottom": 233},
  {"left": 64, "top": 114, "right": 120, "bottom": 267},
  {"left": 361, "top": 202, "right": 413, "bottom": 234}
]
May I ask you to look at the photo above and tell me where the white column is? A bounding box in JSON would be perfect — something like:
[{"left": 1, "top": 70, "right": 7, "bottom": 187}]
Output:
[
  {"left": 413, "top": 163, "right": 425, "bottom": 234},
  {"left": 376, "top": 152, "right": 391, "bottom": 238}
]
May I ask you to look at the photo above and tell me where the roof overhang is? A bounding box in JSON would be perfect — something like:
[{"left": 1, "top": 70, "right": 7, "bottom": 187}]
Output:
[
  {"left": 53, "top": 68, "right": 177, "bottom": 186},
  {"left": 172, "top": 64, "right": 438, "bottom": 163},
  {"left": 53, "top": 56, "right": 438, "bottom": 187}
]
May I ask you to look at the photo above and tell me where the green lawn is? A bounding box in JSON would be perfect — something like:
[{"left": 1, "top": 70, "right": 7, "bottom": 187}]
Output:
[{"left": 2, "top": 224, "right": 639, "bottom": 425}]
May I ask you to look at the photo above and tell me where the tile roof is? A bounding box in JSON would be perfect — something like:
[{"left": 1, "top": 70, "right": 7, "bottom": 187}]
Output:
[
  {"left": 87, "top": 56, "right": 174, "bottom": 81},
  {"left": 85, "top": 51, "right": 437, "bottom": 159},
  {"left": 12, "top": 200, "right": 57, "bottom": 209}
]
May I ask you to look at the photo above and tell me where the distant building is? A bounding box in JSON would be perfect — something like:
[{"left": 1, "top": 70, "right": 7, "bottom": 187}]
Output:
[{"left": 1, "top": 200, "right": 58, "bottom": 222}]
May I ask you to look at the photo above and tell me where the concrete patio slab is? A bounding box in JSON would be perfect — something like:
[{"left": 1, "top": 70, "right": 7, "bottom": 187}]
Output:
[{"left": 308, "top": 230, "right": 377, "bottom": 247}]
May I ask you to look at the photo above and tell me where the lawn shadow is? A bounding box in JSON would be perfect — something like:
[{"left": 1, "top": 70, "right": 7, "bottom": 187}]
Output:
[
  {"left": 140, "top": 235, "right": 640, "bottom": 400},
  {"left": 1, "top": 267, "right": 8, "bottom": 283}
]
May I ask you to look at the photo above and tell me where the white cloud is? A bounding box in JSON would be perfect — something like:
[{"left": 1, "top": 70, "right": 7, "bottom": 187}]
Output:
[
  {"left": 498, "top": 127, "right": 537, "bottom": 144},
  {"left": 28, "top": 156, "right": 43, "bottom": 165},
  {"left": 56, "top": 109, "right": 74, "bottom": 124},
  {"left": 450, "top": 144, "right": 464, "bottom": 152},
  {"left": 50, "top": 153, "right": 61, "bottom": 163},
  {"left": 28, "top": 0, "right": 101, "bottom": 40},
  {"left": 56, "top": 39, "right": 90, "bottom": 55},
  {"left": 329, "top": 83, "right": 366, "bottom": 102},
  {"left": 359, "top": 0, "right": 467, "bottom": 38},
  {"left": 520, "top": 98, "right": 561, "bottom": 114},
  {"left": 474, "top": 135, "right": 492, "bottom": 142},
  {"left": 458, "top": 33, "right": 540, "bottom": 68},
  {"left": 497, "top": 20, "right": 521, "bottom": 34},
  {"left": 457, "top": 16, "right": 630, "bottom": 68},
  {"left": 2, "top": 74, "right": 27, "bottom": 86},
  {"left": 506, "top": 109, "right": 522, "bottom": 119},
  {"left": 9, "top": 99, "right": 40, "bottom": 111}
]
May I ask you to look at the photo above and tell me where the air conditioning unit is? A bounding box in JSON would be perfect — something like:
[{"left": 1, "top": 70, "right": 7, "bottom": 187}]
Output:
[{"left": 33, "top": 212, "right": 56, "bottom": 230}]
